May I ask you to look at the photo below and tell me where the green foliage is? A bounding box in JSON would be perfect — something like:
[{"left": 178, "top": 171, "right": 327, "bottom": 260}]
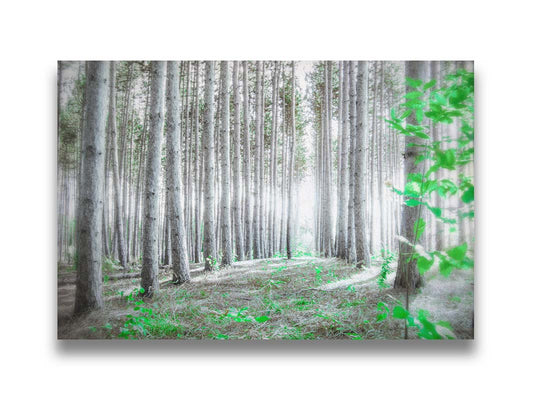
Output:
[
  {"left": 377, "top": 251, "right": 395, "bottom": 289},
  {"left": 376, "top": 302, "right": 389, "bottom": 321},
  {"left": 118, "top": 288, "right": 155, "bottom": 339},
  {"left": 386, "top": 67, "right": 474, "bottom": 278},
  {"left": 391, "top": 306, "right": 455, "bottom": 340},
  {"left": 387, "top": 69, "right": 474, "bottom": 224}
]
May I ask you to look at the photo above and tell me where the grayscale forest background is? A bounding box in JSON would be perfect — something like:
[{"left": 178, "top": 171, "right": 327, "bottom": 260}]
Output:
[{"left": 58, "top": 60, "right": 474, "bottom": 340}]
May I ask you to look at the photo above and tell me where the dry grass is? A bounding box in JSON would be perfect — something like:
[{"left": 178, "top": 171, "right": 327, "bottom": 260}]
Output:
[{"left": 57, "top": 256, "right": 473, "bottom": 340}]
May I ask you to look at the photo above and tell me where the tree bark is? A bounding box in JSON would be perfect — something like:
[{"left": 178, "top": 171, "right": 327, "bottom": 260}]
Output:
[
  {"left": 219, "top": 61, "right": 233, "bottom": 267},
  {"left": 232, "top": 61, "right": 245, "bottom": 261},
  {"left": 346, "top": 61, "right": 357, "bottom": 264},
  {"left": 287, "top": 62, "right": 296, "bottom": 259},
  {"left": 165, "top": 61, "right": 190, "bottom": 284},
  {"left": 141, "top": 61, "right": 166, "bottom": 296},
  {"left": 242, "top": 61, "right": 253, "bottom": 259},
  {"left": 393, "top": 61, "right": 428, "bottom": 291},
  {"left": 74, "top": 61, "right": 109, "bottom": 314},
  {"left": 355, "top": 61, "right": 371, "bottom": 268},
  {"left": 253, "top": 61, "right": 263, "bottom": 259},
  {"left": 203, "top": 61, "right": 216, "bottom": 270},
  {"left": 108, "top": 62, "right": 127, "bottom": 269}
]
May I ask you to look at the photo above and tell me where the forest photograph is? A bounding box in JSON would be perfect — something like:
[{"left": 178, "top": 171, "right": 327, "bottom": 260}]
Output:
[{"left": 57, "top": 60, "right": 474, "bottom": 340}]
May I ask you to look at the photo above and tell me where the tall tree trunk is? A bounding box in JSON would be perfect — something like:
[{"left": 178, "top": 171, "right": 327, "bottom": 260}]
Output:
[
  {"left": 253, "top": 61, "right": 263, "bottom": 259},
  {"left": 269, "top": 62, "right": 279, "bottom": 257},
  {"left": 393, "top": 61, "right": 428, "bottom": 291},
  {"left": 203, "top": 61, "right": 216, "bottom": 270},
  {"left": 346, "top": 61, "right": 357, "bottom": 264},
  {"left": 141, "top": 61, "right": 166, "bottom": 296},
  {"left": 279, "top": 64, "right": 287, "bottom": 253},
  {"left": 165, "top": 61, "right": 190, "bottom": 283},
  {"left": 108, "top": 62, "right": 127, "bottom": 269},
  {"left": 132, "top": 85, "right": 150, "bottom": 262},
  {"left": 287, "top": 62, "right": 296, "bottom": 259},
  {"left": 242, "top": 61, "right": 253, "bottom": 259},
  {"left": 219, "top": 61, "right": 233, "bottom": 267},
  {"left": 355, "top": 61, "right": 371, "bottom": 268},
  {"left": 322, "top": 61, "right": 333, "bottom": 257},
  {"left": 74, "top": 61, "right": 109, "bottom": 314},
  {"left": 232, "top": 61, "right": 245, "bottom": 261},
  {"left": 335, "top": 61, "right": 345, "bottom": 258},
  {"left": 193, "top": 61, "right": 202, "bottom": 263}
]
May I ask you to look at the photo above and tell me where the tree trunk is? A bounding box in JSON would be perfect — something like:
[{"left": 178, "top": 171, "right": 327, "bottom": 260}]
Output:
[
  {"left": 242, "top": 61, "right": 253, "bottom": 259},
  {"left": 346, "top": 61, "right": 357, "bottom": 264},
  {"left": 232, "top": 61, "right": 245, "bottom": 261},
  {"left": 287, "top": 62, "right": 296, "bottom": 259},
  {"left": 269, "top": 62, "right": 279, "bottom": 257},
  {"left": 202, "top": 61, "right": 216, "bottom": 270},
  {"left": 74, "top": 61, "right": 109, "bottom": 314},
  {"left": 108, "top": 62, "right": 127, "bottom": 269},
  {"left": 355, "top": 61, "right": 371, "bottom": 268},
  {"left": 141, "top": 61, "right": 166, "bottom": 296},
  {"left": 219, "top": 61, "right": 233, "bottom": 267},
  {"left": 165, "top": 61, "right": 190, "bottom": 284},
  {"left": 393, "top": 61, "right": 428, "bottom": 291},
  {"left": 253, "top": 61, "right": 263, "bottom": 259}
]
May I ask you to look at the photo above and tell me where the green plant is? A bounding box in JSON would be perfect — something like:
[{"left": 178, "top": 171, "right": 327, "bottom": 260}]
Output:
[
  {"left": 377, "top": 251, "right": 395, "bottom": 289},
  {"left": 386, "top": 68, "right": 474, "bottom": 278},
  {"left": 392, "top": 306, "right": 455, "bottom": 340},
  {"left": 118, "top": 287, "right": 155, "bottom": 339}
]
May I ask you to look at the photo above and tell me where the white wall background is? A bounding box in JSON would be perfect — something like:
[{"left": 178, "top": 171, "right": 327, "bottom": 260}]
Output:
[{"left": 1, "top": 1, "right": 531, "bottom": 399}]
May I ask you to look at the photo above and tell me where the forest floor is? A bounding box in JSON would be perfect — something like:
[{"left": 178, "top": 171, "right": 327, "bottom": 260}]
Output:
[{"left": 57, "top": 256, "right": 474, "bottom": 340}]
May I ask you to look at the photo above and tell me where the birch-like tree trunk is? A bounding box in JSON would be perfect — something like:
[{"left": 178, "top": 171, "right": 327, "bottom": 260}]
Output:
[
  {"left": 322, "top": 61, "right": 333, "bottom": 257},
  {"left": 132, "top": 85, "right": 149, "bottom": 261},
  {"left": 141, "top": 61, "right": 166, "bottom": 296},
  {"left": 193, "top": 61, "right": 202, "bottom": 263},
  {"left": 393, "top": 61, "right": 428, "bottom": 291},
  {"left": 268, "top": 62, "right": 279, "bottom": 257},
  {"left": 74, "top": 61, "right": 109, "bottom": 314},
  {"left": 108, "top": 62, "right": 127, "bottom": 269},
  {"left": 346, "top": 61, "right": 357, "bottom": 264},
  {"left": 232, "top": 61, "right": 244, "bottom": 261},
  {"left": 287, "top": 62, "right": 296, "bottom": 259},
  {"left": 253, "top": 61, "right": 263, "bottom": 259},
  {"left": 203, "top": 61, "right": 216, "bottom": 270},
  {"left": 165, "top": 61, "right": 190, "bottom": 284},
  {"left": 242, "top": 61, "right": 253, "bottom": 259},
  {"left": 219, "top": 61, "right": 233, "bottom": 267},
  {"left": 355, "top": 61, "right": 371, "bottom": 268}
]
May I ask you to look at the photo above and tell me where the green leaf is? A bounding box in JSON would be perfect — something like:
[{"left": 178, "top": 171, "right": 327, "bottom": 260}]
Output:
[
  {"left": 406, "top": 77, "right": 423, "bottom": 88},
  {"left": 417, "top": 256, "right": 434, "bottom": 274},
  {"left": 404, "top": 181, "right": 421, "bottom": 196},
  {"left": 439, "top": 259, "right": 454, "bottom": 277},
  {"left": 414, "top": 218, "right": 426, "bottom": 242},
  {"left": 392, "top": 306, "right": 409, "bottom": 319},
  {"left": 423, "top": 79, "right": 436, "bottom": 90},
  {"left": 432, "top": 92, "right": 447, "bottom": 105},
  {"left": 427, "top": 205, "right": 442, "bottom": 218},
  {"left": 446, "top": 243, "right": 468, "bottom": 261},
  {"left": 255, "top": 315, "right": 270, "bottom": 323},
  {"left": 436, "top": 321, "right": 453, "bottom": 330},
  {"left": 412, "top": 129, "right": 430, "bottom": 139},
  {"left": 416, "top": 109, "right": 424, "bottom": 124},
  {"left": 405, "top": 91, "right": 423, "bottom": 100},
  {"left": 461, "top": 186, "right": 474, "bottom": 203},
  {"left": 405, "top": 199, "right": 423, "bottom": 207},
  {"left": 400, "top": 110, "right": 412, "bottom": 119}
]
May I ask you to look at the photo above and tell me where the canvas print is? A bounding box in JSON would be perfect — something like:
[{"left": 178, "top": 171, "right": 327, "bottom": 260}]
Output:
[{"left": 57, "top": 61, "right": 474, "bottom": 340}]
